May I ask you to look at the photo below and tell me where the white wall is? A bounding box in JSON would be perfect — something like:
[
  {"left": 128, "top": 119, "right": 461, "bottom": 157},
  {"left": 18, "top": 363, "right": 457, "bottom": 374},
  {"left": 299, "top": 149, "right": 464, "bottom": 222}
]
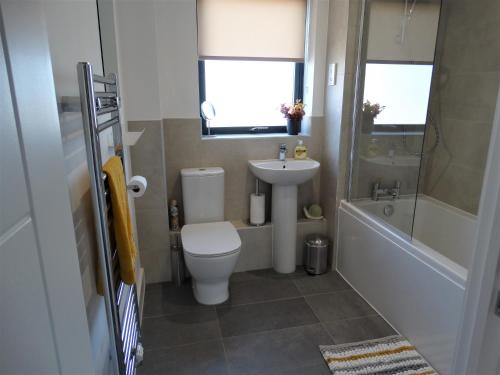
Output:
[
  {"left": 115, "top": 0, "right": 328, "bottom": 121},
  {"left": 115, "top": 0, "right": 162, "bottom": 120}
]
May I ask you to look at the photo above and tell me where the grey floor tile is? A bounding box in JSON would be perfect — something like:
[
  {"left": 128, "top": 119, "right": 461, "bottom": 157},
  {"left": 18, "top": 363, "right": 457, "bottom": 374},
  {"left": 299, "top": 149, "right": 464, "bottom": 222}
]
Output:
[
  {"left": 224, "top": 278, "right": 300, "bottom": 306},
  {"left": 142, "top": 309, "right": 220, "bottom": 349},
  {"left": 223, "top": 324, "right": 333, "bottom": 375},
  {"left": 138, "top": 339, "right": 229, "bottom": 375},
  {"left": 230, "top": 269, "right": 289, "bottom": 284},
  {"left": 324, "top": 315, "right": 396, "bottom": 344},
  {"left": 143, "top": 282, "right": 213, "bottom": 317},
  {"left": 305, "top": 290, "right": 376, "bottom": 322},
  {"left": 291, "top": 271, "right": 351, "bottom": 296},
  {"left": 217, "top": 298, "right": 318, "bottom": 337},
  {"left": 263, "top": 363, "right": 331, "bottom": 375}
]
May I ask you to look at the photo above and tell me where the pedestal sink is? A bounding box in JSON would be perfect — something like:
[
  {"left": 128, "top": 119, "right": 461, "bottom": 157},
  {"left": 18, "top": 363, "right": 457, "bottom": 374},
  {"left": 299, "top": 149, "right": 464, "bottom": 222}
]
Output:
[{"left": 248, "top": 158, "right": 320, "bottom": 273}]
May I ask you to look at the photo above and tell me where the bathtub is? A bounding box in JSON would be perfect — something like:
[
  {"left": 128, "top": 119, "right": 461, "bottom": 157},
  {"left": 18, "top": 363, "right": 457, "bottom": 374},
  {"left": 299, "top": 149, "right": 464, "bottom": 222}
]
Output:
[{"left": 337, "top": 195, "right": 476, "bottom": 375}]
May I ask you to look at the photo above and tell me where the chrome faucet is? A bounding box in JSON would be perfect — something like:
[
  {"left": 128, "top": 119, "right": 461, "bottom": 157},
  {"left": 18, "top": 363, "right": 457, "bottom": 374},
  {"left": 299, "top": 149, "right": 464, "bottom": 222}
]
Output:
[
  {"left": 278, "top": 143, "right": 287, "bottom": 161},
  {"left": 372, "top": 180, "right": 401, "bottom": 201}
]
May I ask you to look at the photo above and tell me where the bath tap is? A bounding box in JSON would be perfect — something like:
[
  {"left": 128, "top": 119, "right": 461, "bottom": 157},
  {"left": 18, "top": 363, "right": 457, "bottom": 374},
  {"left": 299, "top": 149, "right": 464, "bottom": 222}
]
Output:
[
  {"left": 372, "top": 180, "right": 401, "bottom": 201},
  {"left": 278, "top": 143, "right": 287, "bottom": 161}
]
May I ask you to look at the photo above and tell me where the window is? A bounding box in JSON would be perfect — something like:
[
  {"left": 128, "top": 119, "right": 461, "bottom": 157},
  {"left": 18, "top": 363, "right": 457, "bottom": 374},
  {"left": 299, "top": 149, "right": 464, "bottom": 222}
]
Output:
[
  {"left": 199, "top": 60, "right": 304, "bottom": 135},
  {"left": 196, "top": 0, "right": 307, "bottom": 135}
]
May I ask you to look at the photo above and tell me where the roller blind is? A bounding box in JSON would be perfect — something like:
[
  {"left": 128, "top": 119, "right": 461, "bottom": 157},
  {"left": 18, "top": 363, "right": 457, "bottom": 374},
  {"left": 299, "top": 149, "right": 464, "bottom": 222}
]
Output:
[{"left": 197, "top": 0, "right": 307, "bottom": 61}]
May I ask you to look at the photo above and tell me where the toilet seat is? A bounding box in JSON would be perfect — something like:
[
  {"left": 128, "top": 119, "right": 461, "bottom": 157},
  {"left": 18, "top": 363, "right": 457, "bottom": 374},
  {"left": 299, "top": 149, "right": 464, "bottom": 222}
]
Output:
[{"left": 181, "top": 221, "right": 241, "bottom": 258}]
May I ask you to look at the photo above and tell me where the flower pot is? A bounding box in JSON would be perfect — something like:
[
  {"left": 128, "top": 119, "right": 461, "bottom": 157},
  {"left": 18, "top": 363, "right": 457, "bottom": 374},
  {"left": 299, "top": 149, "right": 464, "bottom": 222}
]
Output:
[
  {"left": 287, "top": 118, "right": 301, "bottom": 135},
  {"left": 361, "top": 112, "right": 375, "bottom": 133}
]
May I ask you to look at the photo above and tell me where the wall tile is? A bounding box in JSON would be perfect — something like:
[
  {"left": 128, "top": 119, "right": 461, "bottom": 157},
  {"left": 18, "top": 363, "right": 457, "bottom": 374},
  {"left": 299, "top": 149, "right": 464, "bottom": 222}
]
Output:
[
  {"left": 420, "top": 0, "right": 500, "bottom": 214},
  {"left": 163, "top": 118, "right": 325, "bottom": 222},
  {"left": 129, "top": 121, "right": 167, "bottom": 210}
]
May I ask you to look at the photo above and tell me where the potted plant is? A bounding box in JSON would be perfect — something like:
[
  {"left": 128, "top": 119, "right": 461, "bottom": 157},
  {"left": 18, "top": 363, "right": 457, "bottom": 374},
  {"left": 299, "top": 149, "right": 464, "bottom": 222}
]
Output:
[
  {"left": 280, "top": 99, "right": 305, "bottom": 135},
  {"left": 362, "top": 101, "right": 385, "bottom": 133}
]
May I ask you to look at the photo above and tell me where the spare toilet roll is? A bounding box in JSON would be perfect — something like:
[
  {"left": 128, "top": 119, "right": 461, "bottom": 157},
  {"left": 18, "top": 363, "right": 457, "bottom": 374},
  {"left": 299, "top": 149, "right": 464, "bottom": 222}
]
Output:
[
  {"left": 128, "top": 175, "right": 147, "bottom": 198},
  {"left": 250, "top": 193, "right": 265, "bottom": 225}
]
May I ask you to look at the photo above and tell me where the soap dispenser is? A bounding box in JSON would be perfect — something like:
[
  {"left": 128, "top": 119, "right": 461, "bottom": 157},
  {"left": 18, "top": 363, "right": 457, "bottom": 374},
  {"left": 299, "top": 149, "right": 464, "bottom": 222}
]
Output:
[{"left": 294, "top": 140, "right": 307, "bottom": 160}]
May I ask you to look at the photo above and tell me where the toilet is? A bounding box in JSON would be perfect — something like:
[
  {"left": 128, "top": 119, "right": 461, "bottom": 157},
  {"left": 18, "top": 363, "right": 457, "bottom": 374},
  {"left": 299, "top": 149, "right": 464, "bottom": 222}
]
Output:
[{"left": 180, "top": 167, "right": 241, "bottom": 305}]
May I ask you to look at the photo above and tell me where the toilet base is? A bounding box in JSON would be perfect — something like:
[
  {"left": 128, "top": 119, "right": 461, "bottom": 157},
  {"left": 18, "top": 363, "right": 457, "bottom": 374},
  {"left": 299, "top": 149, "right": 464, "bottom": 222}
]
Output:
[{"left": 192, "top": 279, "right": 229, "bottom": 305}]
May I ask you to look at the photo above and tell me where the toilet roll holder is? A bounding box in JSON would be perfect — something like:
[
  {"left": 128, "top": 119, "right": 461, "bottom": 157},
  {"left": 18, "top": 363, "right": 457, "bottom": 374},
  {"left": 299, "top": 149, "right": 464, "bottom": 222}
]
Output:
[
  {"left": 127, "top": 183, "right": 140, "bottom": 193},
  {"left": 249, "top": 178, "right": 266, "bottom": 226}
]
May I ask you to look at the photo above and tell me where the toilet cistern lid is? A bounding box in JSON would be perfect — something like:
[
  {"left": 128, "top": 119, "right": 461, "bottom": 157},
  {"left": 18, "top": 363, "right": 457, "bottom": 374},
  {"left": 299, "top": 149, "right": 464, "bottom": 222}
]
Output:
[{"left": 181, "top": 221, "right": 241, "bottom": 257}]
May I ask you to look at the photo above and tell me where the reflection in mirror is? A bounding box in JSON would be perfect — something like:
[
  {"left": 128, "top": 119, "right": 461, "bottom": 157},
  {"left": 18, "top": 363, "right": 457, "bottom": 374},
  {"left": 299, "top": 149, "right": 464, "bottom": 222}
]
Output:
[
  {"left": 349, "top": 0, "right": 442, "bottom": 237},
  {"left": 363, "top": 63, "right": 433, "bottom": 125},
  {"left": 358, "top": 0, "right": 440, "bottom": 133}
]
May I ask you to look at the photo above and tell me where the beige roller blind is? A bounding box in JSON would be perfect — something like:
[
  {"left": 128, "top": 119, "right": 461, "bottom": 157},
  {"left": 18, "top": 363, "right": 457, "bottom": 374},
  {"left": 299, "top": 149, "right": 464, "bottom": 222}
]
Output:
[{"left": 197, "top": 0, "right": 307, "bottom": 61}]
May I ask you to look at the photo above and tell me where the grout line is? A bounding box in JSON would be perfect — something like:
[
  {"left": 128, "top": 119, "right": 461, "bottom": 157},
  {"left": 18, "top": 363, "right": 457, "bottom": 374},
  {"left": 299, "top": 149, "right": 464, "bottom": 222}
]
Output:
[
  {"left": 214, "top": 309, "right": 232, "bottom": 375},
  {"left": 220, "top": 322, "right": 326, "bottom": 341},
  {"left": 142, "top": 306, "right": 215, "bottom": 320},
  {"left": 216, "top": 295, "right": 304, "bottom": 310},
  {"left": 142, "top": 337, "right": 222, "bottom": 353},
  {"left": 303, "top": 293, "right": 337, "bottom": 344}
]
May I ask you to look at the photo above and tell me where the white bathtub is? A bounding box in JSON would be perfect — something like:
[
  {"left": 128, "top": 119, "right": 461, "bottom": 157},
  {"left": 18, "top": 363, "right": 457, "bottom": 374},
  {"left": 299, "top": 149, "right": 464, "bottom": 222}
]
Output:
[{"left": 337, "top": 195, "right": 476, "bottom": 375}]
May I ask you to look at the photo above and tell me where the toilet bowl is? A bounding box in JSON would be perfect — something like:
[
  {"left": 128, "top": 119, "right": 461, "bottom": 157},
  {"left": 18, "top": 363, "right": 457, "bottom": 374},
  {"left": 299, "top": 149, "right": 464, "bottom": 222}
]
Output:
[{"left": 181, "top": 221, "right": 241, "bottom": 304}]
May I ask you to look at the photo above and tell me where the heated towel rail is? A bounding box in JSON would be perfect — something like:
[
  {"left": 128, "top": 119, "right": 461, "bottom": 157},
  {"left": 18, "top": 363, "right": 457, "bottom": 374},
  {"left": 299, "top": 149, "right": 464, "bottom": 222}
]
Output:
[{"left": 78, "top": 62, "right": 142, "bottom": 375}]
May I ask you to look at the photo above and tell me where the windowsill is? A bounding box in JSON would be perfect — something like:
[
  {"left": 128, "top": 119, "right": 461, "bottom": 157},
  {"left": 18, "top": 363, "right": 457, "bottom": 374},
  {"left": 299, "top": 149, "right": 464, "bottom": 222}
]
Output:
[{"left": 201, "top": 133, "right": 310, "bottom": 140}]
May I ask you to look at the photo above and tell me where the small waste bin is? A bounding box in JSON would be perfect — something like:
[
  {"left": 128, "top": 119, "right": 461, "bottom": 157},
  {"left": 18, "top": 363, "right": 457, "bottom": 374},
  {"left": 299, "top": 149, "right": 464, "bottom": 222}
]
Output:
[{"left": 303, "top": 234, "right": 329, "bottom": 275}]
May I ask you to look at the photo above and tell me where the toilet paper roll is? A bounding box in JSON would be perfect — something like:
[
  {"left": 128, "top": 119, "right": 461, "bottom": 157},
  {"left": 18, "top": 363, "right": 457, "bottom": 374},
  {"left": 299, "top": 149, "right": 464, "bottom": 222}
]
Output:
[
  {"left": 250, "top": 193, "right": 265, "bottom": 225},
  {"left": 128, "top": 175, "right": 147, "bottom": 198}
]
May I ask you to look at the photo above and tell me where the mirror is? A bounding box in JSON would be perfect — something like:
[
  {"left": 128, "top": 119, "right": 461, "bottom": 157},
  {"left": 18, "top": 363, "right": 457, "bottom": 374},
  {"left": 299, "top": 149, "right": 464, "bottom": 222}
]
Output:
[
  {"left": 201, "top": 101, "right": 216, "bottom": 121},
  {"left": 201, "top": 101, "right": 217, "bottom": 136},
  {"left": 356, "top": 0, "right": 441, "bottom": 133}
]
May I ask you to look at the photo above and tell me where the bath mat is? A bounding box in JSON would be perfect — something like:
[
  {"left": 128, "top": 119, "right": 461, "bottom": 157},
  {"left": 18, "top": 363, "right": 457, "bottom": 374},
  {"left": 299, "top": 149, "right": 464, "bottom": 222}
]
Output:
[{"left": 320, "top": 335, "right": 438, "bottom": 375}]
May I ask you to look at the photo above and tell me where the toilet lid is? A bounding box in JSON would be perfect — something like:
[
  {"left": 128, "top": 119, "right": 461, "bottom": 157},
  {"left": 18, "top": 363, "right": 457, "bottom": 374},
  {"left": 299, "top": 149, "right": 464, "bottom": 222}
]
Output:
[{"left": 181, "top": 221, "right": 241, "bottom": 257}]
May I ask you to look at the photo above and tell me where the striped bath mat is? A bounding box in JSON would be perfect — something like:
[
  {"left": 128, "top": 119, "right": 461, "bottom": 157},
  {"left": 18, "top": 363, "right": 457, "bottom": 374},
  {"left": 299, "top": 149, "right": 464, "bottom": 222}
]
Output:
[{"left": 320, "top": 336, "right": 438, "bottom": 375}]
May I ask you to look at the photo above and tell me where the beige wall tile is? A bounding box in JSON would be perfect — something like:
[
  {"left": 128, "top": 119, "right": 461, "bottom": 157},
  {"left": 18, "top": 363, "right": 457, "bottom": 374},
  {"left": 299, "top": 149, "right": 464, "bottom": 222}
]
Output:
[
  {"left": 421, "top": 0, "right": 500, "bottom": 214},
  {"left": 163, "top": 117, "right": 325, "bottom": 223},
  {"left": 129, "top": 121, "right": 167, "bottom": 210}
]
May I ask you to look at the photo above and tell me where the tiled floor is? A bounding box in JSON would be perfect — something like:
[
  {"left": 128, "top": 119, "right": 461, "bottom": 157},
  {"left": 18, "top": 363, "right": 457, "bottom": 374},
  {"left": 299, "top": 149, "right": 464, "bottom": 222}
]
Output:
[{"left": 138, "top": 269, "right": 395, "bottom": 375}]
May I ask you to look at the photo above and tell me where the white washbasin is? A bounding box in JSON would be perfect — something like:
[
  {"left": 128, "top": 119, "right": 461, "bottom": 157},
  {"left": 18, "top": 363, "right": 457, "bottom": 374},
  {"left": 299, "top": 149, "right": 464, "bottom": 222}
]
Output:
[{"left": 248, "top": 158, "right": 320, "bottom": 185}]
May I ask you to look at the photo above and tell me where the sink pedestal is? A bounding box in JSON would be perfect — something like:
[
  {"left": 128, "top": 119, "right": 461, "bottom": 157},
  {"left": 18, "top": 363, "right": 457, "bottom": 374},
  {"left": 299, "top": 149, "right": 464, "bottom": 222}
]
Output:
[{"left": 271, "top": 185, "right": 297, "bottom": 273}]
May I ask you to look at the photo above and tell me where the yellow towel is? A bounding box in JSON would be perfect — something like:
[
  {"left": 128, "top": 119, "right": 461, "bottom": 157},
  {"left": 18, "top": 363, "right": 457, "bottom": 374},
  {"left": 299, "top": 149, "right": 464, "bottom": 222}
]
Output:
[{"left": 97, "top": 156, "right": 137, "bottom": 295}]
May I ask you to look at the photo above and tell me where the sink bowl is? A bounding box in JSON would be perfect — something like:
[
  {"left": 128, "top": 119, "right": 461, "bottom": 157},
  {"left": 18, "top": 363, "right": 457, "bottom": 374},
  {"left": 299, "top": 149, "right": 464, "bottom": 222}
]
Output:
[{"left": 248, "top": 158, "right": 320, "bottom": 186}]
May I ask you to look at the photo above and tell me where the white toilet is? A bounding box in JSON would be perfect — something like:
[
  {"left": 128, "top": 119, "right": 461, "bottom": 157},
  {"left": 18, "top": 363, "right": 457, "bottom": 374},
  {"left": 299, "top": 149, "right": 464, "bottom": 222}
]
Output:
[{"left": 180, "top": 167, "right": 241, "bottom": 305}]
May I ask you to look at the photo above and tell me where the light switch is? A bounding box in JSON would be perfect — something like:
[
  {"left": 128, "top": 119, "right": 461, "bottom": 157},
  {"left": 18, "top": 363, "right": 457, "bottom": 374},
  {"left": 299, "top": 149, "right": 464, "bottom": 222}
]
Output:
[{"left": 328, "top": 63, "right": 337, "bottom": 86}]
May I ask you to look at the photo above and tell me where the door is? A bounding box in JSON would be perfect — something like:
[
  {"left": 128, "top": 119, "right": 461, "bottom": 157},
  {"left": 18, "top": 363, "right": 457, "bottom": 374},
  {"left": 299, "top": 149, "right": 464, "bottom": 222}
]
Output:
[
  {"left": 0, "top": 2, "right": 94, "bottom": 373},
  {"left": 453, "top": 87, "right": 500, "bottom": 374}
]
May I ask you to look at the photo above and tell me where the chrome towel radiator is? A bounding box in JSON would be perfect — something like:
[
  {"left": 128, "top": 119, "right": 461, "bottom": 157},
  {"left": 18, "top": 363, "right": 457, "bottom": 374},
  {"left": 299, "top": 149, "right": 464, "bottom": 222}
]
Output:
[{"left": 78, "top": 62, "right": 143, "bottom": 375}]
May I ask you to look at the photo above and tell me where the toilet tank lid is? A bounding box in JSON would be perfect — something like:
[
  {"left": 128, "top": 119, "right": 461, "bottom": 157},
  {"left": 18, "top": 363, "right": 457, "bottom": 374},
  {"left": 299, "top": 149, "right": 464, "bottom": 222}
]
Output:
[{"left": 181, "top": 167, "right": 224, "bottom": 177}]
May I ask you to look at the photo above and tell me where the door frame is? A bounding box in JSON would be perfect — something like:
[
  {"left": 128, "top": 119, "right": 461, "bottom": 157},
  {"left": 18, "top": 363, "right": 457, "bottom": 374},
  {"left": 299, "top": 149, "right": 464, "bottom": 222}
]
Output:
[{"left": 452, "top": 86, "right": 500, "bottom": 374}]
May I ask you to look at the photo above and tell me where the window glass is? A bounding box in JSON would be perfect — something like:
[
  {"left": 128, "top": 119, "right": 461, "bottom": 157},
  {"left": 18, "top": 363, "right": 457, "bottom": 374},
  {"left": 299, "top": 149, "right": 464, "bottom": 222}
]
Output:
[{"left": 204, "top": 60, "right": 296, "bottom": 128}]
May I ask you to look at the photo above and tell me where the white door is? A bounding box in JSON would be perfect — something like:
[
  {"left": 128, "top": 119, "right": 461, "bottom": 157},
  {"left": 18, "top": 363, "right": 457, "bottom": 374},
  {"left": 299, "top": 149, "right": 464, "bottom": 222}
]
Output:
[
  {"left": 478, "top": 263, "right": 500, "bottom": 374},
  {"left": 0, "top": 2, "right": 94, "bottom": 374},
  {"left": 453, "top": 87, "right": 500, "bottom": 374}
]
